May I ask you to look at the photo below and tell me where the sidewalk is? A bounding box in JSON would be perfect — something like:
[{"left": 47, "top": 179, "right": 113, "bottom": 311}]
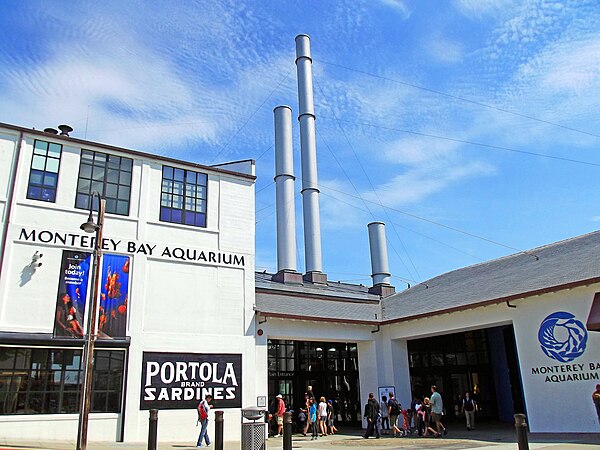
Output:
[{"left": 2, "top": 425, "right": 599, "bottom": 450}]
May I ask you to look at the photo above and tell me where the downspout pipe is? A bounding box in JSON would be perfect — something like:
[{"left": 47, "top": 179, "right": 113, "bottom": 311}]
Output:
[
  {"left": 272, "top": 106, "right": 302, "bottom": 284},
  {"left": 295, "top": 34, "right": 326, "bottom": 284},
  {"left": 0, "top": 131, "right": 24, "bottom": 285}
]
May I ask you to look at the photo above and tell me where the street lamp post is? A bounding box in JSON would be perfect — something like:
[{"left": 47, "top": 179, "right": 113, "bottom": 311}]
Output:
[{"left": 76, "top": 191, "right": 105, "bottom": 450}]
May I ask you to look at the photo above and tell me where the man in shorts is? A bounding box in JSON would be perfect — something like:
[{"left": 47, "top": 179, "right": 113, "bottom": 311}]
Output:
[
  {"left": 275, "top": 394, "right": 286, "bottom": 437},
  {"left": 430, "top": 385, "right": 447, "bottom": 436}
]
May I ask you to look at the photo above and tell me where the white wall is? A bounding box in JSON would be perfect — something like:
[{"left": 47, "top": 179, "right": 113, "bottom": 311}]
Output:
[
  {"left": 384, "top": 285, "right": 600, "bottom": 433},
  {"left": 0, "top": 128, "right": 256, "bottom": 443}
]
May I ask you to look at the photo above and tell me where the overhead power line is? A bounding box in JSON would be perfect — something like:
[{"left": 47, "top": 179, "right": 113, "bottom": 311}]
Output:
[
  {"left": 315, "top": 79, "right": 422, "bottom": 281},
  {"left": 314, "top": 179, "right": 539, "bottom": 259},
  {"left": 325, "top": 117, "right": 600, "bottom": 168},
  {"left": 320, "top": 60, "right": 600, "bottom": 140},
  {"left": 209, "top": 65, "right": 295, "bottom": 165}
]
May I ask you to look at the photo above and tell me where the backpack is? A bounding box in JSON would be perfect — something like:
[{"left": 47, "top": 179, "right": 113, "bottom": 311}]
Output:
[
  {"left": 389, "top": 398, "right": 400, "bottom": 415},
  {"left": 198, "top": 401, "right": 208, "bottom": 421}
]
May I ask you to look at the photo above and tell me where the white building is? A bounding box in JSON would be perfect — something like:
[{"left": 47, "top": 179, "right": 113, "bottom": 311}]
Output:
[
  {"left": 0, "top": 122, "right": 258, "bottom": 443},
  {"left": 1, "top": 34, "right": 599, "bottom": 446},
  {"left": 256, "top": 231, "right": 600, "bottom": 433}
]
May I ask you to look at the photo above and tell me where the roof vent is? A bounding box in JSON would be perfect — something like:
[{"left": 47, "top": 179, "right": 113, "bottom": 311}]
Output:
[
  {"left": 44, "top": 128, "right": 58, "bottom": 134},
  {"left": 58, "top": 124, "right": 73, "bottom": 136}
]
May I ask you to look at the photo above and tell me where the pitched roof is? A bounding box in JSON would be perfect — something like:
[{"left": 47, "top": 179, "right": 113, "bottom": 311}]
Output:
[
  {"left": 382, "top": 230, "right": 600, "bottom": 322},
  {"left": 254, "top": 272, "right": 382, "bottom": 324},
  {"left": 254, "top": 230, "right": 600, "bottom": 324}
]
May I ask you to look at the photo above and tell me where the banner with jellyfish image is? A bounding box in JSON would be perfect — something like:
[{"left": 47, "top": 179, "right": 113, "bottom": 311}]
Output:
[
  {"left": 53, "top": 251, "right": 92, "bottom": 338},
  {"left": 98, "top": 254, "right": 130, "bottom": 339}
]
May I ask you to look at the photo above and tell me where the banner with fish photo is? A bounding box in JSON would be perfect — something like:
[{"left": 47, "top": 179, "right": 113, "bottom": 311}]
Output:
[
  {"left": 53, "top": 251, "right": 92, "bottom": 338},
  {"left": 98, "top": 254, "right": 130, "bottom": 339}
]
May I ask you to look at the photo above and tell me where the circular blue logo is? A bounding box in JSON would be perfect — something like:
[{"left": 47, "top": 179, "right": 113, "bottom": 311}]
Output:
[{"left": 538, "top": 311, "right": 588, "bottom": 362}]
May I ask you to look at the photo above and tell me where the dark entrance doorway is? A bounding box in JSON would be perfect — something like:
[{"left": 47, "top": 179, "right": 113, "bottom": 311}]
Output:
[
  {"left": 407, "top": 325, "right": 525, "bottom": 424},
  {"left": 267, "top": 339, "right": 361, "bottom": 426}
]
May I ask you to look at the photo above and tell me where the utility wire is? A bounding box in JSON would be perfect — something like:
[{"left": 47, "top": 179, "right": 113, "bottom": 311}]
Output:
[
  {"left": 325, "top": 117, "right": 600, "bottom": 168},
  {"left": 314, "top": 179, "right": 538, "bottom": 258},
  {"left": 320, "top": 60, "right": 600, "bottom": 140},
  {"left": 320, "top": 190, "right": 484, "bottom": 263},
  {"left": 209, "top": 65, "right": 295, "bottom": 165},
  {"left": 315, "top": 79, "right": 422, "bottom": 281},
  {"left": 255, "top": 172, "right": 537, "bottom": 263}
]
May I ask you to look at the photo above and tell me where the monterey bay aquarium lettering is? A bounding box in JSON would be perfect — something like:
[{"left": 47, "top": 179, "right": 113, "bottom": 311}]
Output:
[
  {"left": 531, "top": 362, "right": 600, "bottom": 383},
  {"left": 19, "top": 228, "right": 245, "bottom": 266},
  {"left": 141, "top": 352, "right": 242, "bottom": 410}
]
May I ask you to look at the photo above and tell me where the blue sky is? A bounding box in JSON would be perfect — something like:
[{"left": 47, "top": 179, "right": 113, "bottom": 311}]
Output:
[{"left": 1, "top": 0, "right": 599, "bottom": 287}]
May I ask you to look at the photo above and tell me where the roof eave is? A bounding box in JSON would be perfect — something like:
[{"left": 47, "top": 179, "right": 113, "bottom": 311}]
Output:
[{"left": 382, "top": 276, "right": 600, "bottom": 325}]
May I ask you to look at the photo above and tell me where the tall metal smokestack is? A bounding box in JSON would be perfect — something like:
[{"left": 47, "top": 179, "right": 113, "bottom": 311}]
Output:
[
  {"left": 272, "top": 106, "right": 302, "bottom": 284},
  {"left": 295, "top": 34, "right": 326, "bottom": 284},
  {"left": 367, "top": 222, "right": 395, "bottom": 297}
]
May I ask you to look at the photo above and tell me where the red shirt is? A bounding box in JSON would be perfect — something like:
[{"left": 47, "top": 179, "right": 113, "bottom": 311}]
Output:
[{"left": 277, "top": 398, "right": 285, "bottom": 416}]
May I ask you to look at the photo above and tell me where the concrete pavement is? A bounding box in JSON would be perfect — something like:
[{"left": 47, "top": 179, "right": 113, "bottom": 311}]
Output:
[{"left": 1, "top": 424, "right": 599, "bottom": 450}]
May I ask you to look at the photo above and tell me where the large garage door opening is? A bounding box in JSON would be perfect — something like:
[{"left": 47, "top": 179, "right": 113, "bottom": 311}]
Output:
[
  {"left": 267, "top": 339, "right": 361, "bottom": 427},
  {"left": 407, "top": 325, "right": 525, "bottom": 424}
]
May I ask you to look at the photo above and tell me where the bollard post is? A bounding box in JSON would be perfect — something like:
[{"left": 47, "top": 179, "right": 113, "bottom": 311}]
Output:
[
  {"left": 215, "top": 410, "right": 224, "bottom": 450},
  {"left": 514, "top": 413, "right": 529, "bottom": 450},
  {"left": 148, "top": 409, "right": 158, "bottom": 450},
  {"left": 283, "top": 412, "right": 293, "bottom": 450}
]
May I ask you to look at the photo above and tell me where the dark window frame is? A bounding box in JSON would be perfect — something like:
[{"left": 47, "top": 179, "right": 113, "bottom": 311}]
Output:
[
  {"left": 0, "top": 346, "right": 125, "bottom": 415},
  {"left": 75, "top": 149, "right": 133, "bottom": 216},
  {"left": 159, "top": 165, "right": 208, "bottom": 228},
  {"left": 26, "top": 139, "right": 63, "bottom": 203}
]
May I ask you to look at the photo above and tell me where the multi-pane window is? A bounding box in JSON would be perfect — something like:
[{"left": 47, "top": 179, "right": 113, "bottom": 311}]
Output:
[
  {"left": 0, "top": 347, "right": 125, "bottom": 415},
  {"left": 75, "top": 150, "right": 132, "bottom": 216},
  {"left": 160, "top": 166, "right": 207, "bottom": 227},
  {"left": 27, "top": 140, "right": 62, "bottom": 202}
]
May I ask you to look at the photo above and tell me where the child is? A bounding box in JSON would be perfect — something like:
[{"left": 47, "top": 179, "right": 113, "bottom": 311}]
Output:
[
  {"left": 400, "top": 408, "right": 412, "bottom": 436},
  {"left": 298, "top": 408, "right": 307, "bottom": 435}
]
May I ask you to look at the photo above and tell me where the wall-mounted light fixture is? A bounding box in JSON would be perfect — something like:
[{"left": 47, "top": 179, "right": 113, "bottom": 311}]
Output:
[{"left": 30, "top": 251, "right": 43, "bottom": 268}]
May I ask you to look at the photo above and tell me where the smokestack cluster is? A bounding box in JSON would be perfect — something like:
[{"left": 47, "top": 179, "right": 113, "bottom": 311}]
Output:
[{"left": 273, "top": 35, "right": 394, "bottom": 297}]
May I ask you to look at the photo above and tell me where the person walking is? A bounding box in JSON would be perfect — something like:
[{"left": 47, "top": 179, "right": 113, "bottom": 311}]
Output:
[
  {"left": 196, "top": 394, "right": 213, "bottom": 448},
  {"left": 421, "top": 397, "right": 440, "bottom": 437},
  {"left": 387, "top": 392, "right": 402, "bottom": 437},
  {"left": 430, "top": 385, "right": 447, "bottom": 436},
  {"left": 303, "top": 388, "right": 314, "bottom": 435},
  {"left": 593, "top": 384, "right": 600, "bottom": 425},
  {"left": 327, "top": 399, "right": 338, "bottom": 435},
  {"left": 363, "top": 392, "right": 380, "bottom": 439},
  {"left": 275, "top": 394, "right": 286, "bottom": 437},
  {"left": 309, "top": 398, "right": 319, "bottom": 440},
  {"left": 462, "top": 391, "right": 477, "bottom": 430},
  {"left": 318, "top": 396, "right": 328, "bottom": 436},
  {"left": 380, "top": 395, "right": 390, "bottom": 434}
]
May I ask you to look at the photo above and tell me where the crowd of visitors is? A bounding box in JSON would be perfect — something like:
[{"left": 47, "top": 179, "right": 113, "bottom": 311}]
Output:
[
  {"left": 268, "top": 385, "right": 338, "bottom": 440},
  {"left": 363, "top": 385, "right": 452, "bottom": 439},
  {"left": 267, "top": 384, "right": 475, "bottom": 440}
]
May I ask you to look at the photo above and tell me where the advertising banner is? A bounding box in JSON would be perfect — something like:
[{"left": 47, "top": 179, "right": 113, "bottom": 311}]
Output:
[
  {"left": 53, "top": 251, "right": 91, "bottom": 338},
  {"left": 98, "top": 254, "right": 130, "bottom": 339},
  {"left": 141, "top": 352, "right": 242, "bottom": 410}
]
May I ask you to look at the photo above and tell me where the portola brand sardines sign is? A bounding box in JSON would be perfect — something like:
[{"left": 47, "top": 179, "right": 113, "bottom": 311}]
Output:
[{"left": 141, "top": 352, "right": 242, "bottom": 410}]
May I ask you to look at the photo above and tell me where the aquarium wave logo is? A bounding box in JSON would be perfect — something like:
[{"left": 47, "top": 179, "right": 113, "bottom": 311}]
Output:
[{"left": 538, "top": 312, "right": 587, "bottom": 363}]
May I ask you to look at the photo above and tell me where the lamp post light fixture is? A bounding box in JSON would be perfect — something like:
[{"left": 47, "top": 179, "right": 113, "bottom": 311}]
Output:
[{"left": 76, "top": 191, "right": 105, "bottom": 450}]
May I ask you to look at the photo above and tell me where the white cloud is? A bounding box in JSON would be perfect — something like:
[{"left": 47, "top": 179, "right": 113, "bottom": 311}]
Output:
[
  {"left": 424, "top": 37, "right": 465, "bottom": 64},
  {"left": 453, "top": 0, "right": 518, "bottom": 20},
  {"left": 591, "top": 216, "right": 600, "bottom": 223},
  {"left": 377, "top": 0, "right": 411, "bottom": 19},
  {"left": 364, "top": 160, "right": 495, "bottom": 206}
]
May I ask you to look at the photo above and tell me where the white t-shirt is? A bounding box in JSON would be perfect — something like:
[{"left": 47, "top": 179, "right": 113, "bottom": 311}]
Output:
[{"left": 318, "top": 401, "right": 328, "bottom": 418}]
